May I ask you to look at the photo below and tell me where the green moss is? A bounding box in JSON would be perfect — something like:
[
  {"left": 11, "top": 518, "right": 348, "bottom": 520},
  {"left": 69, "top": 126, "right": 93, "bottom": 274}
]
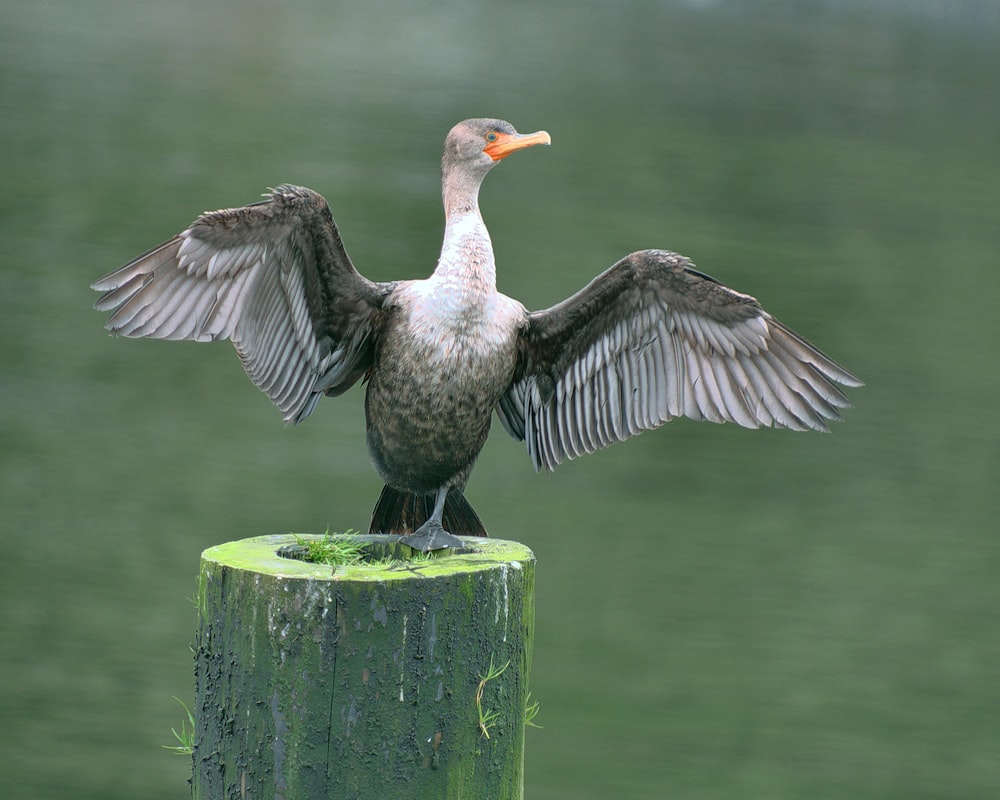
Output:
[
  {"left": 458, "top": 574, "right": 476, "bottom": 604},
  {"left": 193, "top": 568, "right": 208, "bottom": 619},
  {"left": 202, "top": 534, "right": 534, "bottom": 583}
]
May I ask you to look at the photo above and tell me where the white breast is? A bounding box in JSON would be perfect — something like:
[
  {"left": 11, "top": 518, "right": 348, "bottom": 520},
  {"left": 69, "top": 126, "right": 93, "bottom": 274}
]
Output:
[{"left": 396, "top": 278, "right": 525, "bottom": 363}]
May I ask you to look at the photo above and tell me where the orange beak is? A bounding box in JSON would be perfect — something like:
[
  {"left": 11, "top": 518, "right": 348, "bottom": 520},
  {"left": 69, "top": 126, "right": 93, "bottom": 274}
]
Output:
[{"left": 484, "top": 130, "right": 552, "bottom": 161}]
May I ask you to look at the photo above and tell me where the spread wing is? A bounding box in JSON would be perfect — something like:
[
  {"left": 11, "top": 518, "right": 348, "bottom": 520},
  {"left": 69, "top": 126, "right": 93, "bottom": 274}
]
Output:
[
  {"left": 497, "top": 249, "right": 863, "bottom": 471},
  {"left": 92, "top": 184, "right": 395, "bottom": 423}
]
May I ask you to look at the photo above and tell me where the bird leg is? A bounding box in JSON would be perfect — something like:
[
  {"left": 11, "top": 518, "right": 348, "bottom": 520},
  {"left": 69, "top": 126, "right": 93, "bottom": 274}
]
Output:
[{"left": 401, "top": 486, "right": 465, "bottom": 552}]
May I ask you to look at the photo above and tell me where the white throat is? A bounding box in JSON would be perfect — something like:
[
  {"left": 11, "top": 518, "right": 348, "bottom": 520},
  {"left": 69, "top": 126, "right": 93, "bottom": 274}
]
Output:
[{"left": 432, "top": 210, "right": 497, "bottom": 294}]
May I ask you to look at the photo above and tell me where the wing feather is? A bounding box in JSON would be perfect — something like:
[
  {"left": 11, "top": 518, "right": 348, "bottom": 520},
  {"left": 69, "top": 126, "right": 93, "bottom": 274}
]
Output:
[
  {"left": 498, "top": 250, "right": 862, "bottom": 471},
  {"left": 93, "top": 185, "right": 394, "bottom": 423}
]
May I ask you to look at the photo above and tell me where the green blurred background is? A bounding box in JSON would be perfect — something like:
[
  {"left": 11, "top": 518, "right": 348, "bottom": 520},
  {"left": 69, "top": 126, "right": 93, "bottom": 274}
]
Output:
[{"left": 2, "top": 0, "right": 998, "bottom": 797}]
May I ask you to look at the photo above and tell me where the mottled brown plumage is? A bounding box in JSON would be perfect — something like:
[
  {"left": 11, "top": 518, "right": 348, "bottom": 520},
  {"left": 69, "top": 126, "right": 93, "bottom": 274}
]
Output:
[{"left": 92, "top": 118, "right": 861, "bottom": 551}]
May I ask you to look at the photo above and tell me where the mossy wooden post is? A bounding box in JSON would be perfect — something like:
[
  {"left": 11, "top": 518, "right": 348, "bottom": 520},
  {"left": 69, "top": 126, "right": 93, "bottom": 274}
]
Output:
[{"left": 192, "top": 534, "right": 535, "bottom": 799}]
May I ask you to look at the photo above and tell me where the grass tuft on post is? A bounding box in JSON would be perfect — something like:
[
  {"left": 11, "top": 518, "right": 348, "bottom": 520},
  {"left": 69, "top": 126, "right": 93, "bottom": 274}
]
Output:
[{"left": 192, "top": 533, "right": 535, "bottom": 799}]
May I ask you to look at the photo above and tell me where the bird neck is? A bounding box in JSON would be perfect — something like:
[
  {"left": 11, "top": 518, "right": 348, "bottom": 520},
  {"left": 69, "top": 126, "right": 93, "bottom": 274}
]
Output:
[{"left": 435, "top": 174, "right": 497, "bottom": 294}]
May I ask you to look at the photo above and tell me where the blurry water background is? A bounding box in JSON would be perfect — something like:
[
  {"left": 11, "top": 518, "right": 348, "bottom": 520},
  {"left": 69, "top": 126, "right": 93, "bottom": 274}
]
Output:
[{"left": 1, "top": 0, "right": 998, "bottom": 797}]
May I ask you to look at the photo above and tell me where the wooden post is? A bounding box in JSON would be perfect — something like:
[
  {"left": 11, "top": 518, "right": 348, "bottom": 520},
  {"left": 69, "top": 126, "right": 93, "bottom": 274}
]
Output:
[{"left": 192, "top": 534, "right": 535, "bottom": 799}]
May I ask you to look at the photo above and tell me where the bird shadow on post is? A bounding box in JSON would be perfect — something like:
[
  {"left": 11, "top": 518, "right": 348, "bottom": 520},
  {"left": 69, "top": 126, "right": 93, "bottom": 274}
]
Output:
[{"left": 192, "top": 534, "right": 535, "bottom": 800}]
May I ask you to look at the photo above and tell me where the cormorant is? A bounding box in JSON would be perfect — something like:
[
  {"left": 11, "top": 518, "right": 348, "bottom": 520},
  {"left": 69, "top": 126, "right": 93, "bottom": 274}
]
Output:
[{"left": 92, "top": 118, "right": 862, "bottom": 551}]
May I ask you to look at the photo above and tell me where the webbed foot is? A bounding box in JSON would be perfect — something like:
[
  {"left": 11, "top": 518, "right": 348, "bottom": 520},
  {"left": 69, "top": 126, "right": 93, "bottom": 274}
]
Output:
[{"left": 400, "top": 521, "right": 465, "bottom": 552}]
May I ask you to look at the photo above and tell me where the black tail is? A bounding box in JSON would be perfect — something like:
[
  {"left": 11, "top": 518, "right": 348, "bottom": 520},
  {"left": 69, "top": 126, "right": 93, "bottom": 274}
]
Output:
[{"left": 369, "top": 485, "right": 488, "bottom": 537}]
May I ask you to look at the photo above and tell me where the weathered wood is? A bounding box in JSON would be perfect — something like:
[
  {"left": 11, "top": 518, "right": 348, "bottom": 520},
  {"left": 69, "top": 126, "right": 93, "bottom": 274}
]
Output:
[{"left": 192, "top": 534, "right": 535, "bottom": 800}]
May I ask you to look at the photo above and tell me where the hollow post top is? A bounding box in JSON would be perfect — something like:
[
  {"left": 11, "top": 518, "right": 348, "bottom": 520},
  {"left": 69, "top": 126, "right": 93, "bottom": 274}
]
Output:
[{"left": 201, "top": 533, "right": 535, "bottom": 583}]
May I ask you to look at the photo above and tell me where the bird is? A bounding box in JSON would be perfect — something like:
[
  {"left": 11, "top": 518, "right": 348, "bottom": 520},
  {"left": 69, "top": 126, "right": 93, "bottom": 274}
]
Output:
[{"left": 92, "top": 118, "right": 862, "bottom": 552}]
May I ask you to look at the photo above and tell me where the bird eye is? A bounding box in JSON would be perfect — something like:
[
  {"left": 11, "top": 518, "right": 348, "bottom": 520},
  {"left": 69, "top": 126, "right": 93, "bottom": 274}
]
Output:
[{"left": 485, "top": 132, "right": 499, "bottom": 143}]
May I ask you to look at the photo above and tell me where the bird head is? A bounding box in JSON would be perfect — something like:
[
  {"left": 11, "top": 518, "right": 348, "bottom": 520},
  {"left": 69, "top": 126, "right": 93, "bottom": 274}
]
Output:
[{"left": 443, "top": 118, "right": 551, "bottom": 176}]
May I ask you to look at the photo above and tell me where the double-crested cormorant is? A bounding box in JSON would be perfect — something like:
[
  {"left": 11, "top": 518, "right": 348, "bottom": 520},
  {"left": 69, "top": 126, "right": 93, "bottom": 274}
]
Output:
[{"left": 92, "top": 118, "right": 862, "bottom": 551}]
